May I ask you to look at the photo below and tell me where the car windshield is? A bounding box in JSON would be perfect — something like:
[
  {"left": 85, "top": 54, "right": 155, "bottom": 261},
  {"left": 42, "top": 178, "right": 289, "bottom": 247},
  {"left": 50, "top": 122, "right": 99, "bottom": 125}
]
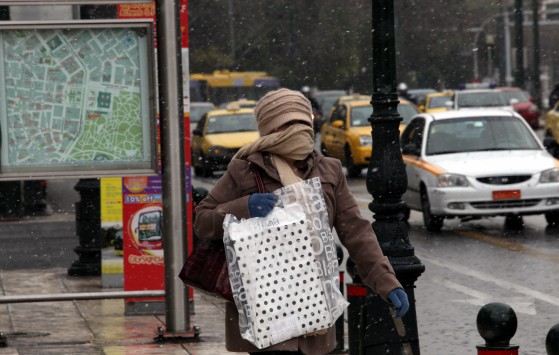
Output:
[
  {"left": 500, "top": 90, "right": 530, "bottom": 103},
  {"left": 190, "top": 105, "right": 214, "bottom": 123},
  {"left": 350, "top": 104, "right": 418, "bottom": 126},
  {"left": 399, "top": 103, "right": 419, "bottom": 124},
  {"left": 206, "top": 113, "right": 258, "bottom": 134},
  {"left": 426, "top": 116, "right": 540, "bottom": 155},
  {"left": 457, "top": 92, "right": 509, "bottom": 108},
  {"left": 428, "top": 96, "right": 451, "bottom": 109}
]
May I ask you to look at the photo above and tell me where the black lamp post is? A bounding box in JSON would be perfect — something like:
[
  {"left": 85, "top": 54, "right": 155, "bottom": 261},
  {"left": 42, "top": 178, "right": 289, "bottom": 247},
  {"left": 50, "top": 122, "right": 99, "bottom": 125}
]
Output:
[{"left": 353, "top": 1, "right": 425, "bottom": 353}]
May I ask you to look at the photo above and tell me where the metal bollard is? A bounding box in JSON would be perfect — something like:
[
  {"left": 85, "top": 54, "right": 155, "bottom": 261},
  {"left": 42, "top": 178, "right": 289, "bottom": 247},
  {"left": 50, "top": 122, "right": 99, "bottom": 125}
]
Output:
[
  {"left": 346, "top": 281, "right": 367, "bottom": 355},
  {"left": 476, "top": 303, "right": 519, "bottom": 355},
  {"left": 333, "top": 244, "right": 346, "bottom": 353},
  {"left": 547, "top": 323, "right": 559, "bottom": 355}
]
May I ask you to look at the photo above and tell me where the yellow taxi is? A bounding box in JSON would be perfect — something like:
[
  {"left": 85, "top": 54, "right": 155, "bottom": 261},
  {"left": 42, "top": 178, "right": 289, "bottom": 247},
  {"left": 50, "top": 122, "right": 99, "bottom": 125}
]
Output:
[
  {"left": 218, "top": 99, "right": 257, "bottom": 110},
  {"left": 191, "top": 107, "right": 259, "bottom": 177},
  {"left": 318, "top": 94, "right": 371, "bottom": 132},
  {"left": 420, "top": 91, "right": 454, "bottom": 113},
  {"left": 320, "top": 98, "right": 419, "bottom": 177}
]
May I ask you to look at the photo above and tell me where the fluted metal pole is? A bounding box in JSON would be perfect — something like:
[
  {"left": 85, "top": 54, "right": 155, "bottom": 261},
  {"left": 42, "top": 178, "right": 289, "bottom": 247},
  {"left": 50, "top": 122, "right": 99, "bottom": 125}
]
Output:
[{"left": 364, "top": 1, "right": 425, "bottom": 353}]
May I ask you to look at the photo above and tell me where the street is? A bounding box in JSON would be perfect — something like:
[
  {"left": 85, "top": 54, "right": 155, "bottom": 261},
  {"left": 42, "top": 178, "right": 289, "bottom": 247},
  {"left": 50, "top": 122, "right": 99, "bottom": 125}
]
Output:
[{"left": 1, "top": 171, "right": 557, "bottom": 354}]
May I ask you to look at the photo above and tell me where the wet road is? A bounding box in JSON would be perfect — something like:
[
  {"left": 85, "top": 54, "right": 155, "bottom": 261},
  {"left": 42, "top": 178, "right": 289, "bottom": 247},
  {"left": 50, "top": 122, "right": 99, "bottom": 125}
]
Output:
[{"left": 3, "top": 172, "right": 557, "bottom": 354}]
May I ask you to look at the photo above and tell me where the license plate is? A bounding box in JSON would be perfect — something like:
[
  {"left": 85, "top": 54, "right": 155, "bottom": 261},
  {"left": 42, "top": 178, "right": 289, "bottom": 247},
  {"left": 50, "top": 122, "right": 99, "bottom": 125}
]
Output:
[{"left": 492, "top": 190, "right": 521, "bottom": 200}]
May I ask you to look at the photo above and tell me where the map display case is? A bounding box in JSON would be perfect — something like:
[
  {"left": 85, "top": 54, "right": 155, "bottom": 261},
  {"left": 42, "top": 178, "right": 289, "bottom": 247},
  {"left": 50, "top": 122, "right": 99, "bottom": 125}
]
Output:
[{"left": 0, "top": 20, "right": 157, "bottom": 180}]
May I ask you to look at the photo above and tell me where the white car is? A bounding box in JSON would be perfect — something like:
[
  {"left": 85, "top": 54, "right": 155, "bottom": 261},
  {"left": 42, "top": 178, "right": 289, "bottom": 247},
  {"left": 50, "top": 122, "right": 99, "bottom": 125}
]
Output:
[
  {"left": 401, "top": 109, "right": 559, "bottom": 231},
  {"left": 447, "top": 89, "right": 517, "bottom": 111}
]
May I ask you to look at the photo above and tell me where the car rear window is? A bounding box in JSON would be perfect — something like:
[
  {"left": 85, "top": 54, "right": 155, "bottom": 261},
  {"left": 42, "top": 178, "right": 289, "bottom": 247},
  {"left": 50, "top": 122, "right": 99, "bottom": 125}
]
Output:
[{"left": 206, "top": 114, "right": 257, "bottom": 134}]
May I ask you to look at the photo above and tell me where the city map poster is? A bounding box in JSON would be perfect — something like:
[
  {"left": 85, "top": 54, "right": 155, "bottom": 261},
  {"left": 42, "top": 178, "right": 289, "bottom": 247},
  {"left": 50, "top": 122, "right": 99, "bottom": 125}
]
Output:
[
  {"left": 0, "top": 21, "right": 156, "bottom": 179},
  {"left": 122, "top": 175, "right": 164, "bottom": 303}
]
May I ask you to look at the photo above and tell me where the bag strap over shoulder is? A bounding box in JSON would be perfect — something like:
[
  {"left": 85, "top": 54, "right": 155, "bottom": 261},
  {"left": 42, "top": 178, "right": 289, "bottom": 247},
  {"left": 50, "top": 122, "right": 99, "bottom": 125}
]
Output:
[{"left": 249, "top": 163, "right": 265, "bottom": 193}]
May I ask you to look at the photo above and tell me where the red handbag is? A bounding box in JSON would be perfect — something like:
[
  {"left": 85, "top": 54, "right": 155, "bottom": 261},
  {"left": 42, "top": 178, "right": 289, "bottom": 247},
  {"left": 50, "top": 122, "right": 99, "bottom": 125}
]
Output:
[{"left": 179, "top": 163, "right": 265, "bottom": 301}]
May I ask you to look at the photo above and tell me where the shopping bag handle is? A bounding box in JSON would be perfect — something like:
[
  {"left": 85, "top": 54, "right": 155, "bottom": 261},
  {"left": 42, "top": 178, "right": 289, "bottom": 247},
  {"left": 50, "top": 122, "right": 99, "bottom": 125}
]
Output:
[{"left": 250, "top": 163, "right": 266, "bottom": 193}]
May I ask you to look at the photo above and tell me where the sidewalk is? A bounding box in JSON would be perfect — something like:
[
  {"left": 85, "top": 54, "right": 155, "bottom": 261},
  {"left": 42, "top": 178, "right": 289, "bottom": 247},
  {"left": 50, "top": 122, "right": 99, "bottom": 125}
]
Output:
[{"left": 0, "top": 267, "right": 240, "bottom": 354}]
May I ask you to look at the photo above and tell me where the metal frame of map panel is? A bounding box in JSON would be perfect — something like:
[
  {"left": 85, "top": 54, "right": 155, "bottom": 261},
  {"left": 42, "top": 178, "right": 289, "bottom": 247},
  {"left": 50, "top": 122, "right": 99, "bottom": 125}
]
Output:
[
  {"left": 0, "top": 1, "right": 150, "bottom": 4},
  {"left": 0, "top": 19, "right": 159, "bottom": 181}
]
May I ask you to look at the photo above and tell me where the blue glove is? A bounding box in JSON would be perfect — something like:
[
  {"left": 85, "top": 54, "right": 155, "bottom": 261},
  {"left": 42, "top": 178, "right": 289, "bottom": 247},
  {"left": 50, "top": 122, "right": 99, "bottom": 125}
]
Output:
[
  {"left": 387, "top": 288, "right": 409, "bottom": 318},
  {"left": 248, "top": 193, "right": 276, "bottom": 218}
]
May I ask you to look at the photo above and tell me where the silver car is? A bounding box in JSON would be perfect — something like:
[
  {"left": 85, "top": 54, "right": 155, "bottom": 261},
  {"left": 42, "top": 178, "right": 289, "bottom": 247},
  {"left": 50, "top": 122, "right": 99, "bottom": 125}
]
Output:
[
  {"left": 401, "top": 109, "right": 559, "bottom": 231},
  {"left": 447, "top": 89, "right": 517, "bottom": 111}
]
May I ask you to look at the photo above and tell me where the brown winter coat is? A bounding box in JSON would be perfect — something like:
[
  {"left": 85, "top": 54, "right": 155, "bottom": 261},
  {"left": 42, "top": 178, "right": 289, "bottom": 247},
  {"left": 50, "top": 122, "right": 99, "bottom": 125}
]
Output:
[{"left": 194, "top": 151, "right": 402, "bottom": 355}]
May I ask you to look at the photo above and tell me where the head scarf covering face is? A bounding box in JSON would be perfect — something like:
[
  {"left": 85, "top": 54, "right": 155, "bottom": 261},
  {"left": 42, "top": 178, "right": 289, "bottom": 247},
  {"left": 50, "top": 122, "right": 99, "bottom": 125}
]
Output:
[
  {"left": 254, "top": 88, "right": 314, "bottom": 136},
  {"left": 234, "top": 89, "right": 315, "bottom": 186}
]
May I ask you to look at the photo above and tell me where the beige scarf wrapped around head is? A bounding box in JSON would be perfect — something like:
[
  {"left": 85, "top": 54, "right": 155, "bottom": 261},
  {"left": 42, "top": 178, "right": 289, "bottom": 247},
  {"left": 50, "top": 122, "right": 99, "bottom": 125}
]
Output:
[{"left": 233, "top": 123, "right": 314, "bottom": 186}]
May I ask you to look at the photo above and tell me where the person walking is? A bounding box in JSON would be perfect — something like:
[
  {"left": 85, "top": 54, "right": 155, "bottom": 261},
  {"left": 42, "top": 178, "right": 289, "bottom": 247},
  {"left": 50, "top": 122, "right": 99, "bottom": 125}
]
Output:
[
  {"left": 193, "top": 88, "right": 409, "bottom": 355},
  {"left": 300, "top": 86, "right": 323, "bottom": 133},
  {"left": 549, "top": 82, "right": 559, "bottom": 109}
]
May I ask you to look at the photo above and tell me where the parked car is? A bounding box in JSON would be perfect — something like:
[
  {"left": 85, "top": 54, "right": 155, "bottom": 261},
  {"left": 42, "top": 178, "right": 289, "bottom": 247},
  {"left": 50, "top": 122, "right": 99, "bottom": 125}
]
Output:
[
  {"left": 190, "top": 102, "right": 216, "bottom": 134},
  {"left": 420, "top": 91, "right": 454, "bottom": 113},
  {"left": 497, "top": 87, "right": 541, "bottom": 129},
  {"left": 320, "top": 98, "right": 419, "bottom": 177},
  {"left": 447, "top": 89, "right": 515, "bottom": 111},
  {"left": 191, "top": 107, "right": 259, "bottom": 177},
  {"left": 401, "top": 109, "right": 559, "bottom": 232}
]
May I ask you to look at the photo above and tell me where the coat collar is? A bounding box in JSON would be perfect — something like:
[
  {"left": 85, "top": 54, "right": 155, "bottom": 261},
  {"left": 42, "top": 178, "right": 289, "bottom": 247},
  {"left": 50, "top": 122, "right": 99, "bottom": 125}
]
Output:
[{"left": 245, "top": 150, "right": 323, "bottom": 182}]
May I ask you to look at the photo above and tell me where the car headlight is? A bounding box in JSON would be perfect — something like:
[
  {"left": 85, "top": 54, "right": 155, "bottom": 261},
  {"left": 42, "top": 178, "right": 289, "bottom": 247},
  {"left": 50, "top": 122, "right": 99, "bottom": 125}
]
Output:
[
  {"left": 436, "top": 173, "right": 469, "bottom": 187},
  {"left": 359, "top": 135, "right": 372, "bottom": 147},
  {"left": 540, "top": 168, "right": 559, "bottom": 183}
]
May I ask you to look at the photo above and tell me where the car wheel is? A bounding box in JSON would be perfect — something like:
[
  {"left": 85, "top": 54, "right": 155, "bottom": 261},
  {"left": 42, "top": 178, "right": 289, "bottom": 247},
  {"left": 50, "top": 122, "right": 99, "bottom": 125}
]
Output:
[
  {"left": 421, "top": 187, "right": 443, "bottom": 232},
  {"left": 345, "top": 146, "right": 362, "bottom": 178},
  {"left": 545, "top": 210, "right": 559, "bottom": 226},
  {"left": 504, "top": 215, "right": 524, "bottom": 230}
]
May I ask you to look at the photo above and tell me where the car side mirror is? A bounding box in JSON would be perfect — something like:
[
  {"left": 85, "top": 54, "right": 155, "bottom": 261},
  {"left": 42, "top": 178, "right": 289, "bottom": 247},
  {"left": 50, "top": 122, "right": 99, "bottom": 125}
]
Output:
[
  {"left": 193, "top": 128, "right": 202, "bottom": 136},
  {"left": 332, "top": 120, "right": 344, "bottom": 129},
  {"left": 509, "top": 98, "right": 519, "bottom": 106},
  {"left": 444, "top": 100, "right": 454, "bottom": 109},
  {"left": 419, "top": 104, "right": 425, "bottom": 112},
  {"left": 402, "top": 143, "right": 420, "bottom": 156}
]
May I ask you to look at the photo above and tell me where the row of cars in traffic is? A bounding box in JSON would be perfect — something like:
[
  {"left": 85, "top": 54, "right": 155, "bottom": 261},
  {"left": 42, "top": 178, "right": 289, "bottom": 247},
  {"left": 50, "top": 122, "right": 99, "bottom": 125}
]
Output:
[{"left": 189, "top": 87, "right": 559, "bottom": 232}]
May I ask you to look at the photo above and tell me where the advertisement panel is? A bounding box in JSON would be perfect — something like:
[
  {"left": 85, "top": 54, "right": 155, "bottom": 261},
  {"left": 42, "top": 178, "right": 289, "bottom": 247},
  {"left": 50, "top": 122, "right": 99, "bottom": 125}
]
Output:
[{"left": 122, "top": 175, "right": 164, "bottom": 313}]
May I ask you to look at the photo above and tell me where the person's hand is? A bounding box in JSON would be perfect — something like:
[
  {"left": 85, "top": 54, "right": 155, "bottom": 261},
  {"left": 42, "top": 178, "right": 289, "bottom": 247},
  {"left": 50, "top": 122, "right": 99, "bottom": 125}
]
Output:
[
  {"left": 387, "top": 288, "right": 409, "bottom": 318},
  {"left": 248, "top": 193, "right": 276, "bottom": 217}
]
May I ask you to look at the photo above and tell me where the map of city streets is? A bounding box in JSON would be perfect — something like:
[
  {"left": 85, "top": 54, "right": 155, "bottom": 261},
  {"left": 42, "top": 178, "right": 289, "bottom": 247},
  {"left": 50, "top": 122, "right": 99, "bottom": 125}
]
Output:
[{"left": 0, "top": 25, "right": 154, "bottom": 175}]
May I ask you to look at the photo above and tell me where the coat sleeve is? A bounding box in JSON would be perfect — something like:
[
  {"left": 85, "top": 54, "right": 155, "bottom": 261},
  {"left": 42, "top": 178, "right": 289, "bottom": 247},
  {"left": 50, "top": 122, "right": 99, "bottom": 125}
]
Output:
[
  {"left": 331, "top": 163, "right": 402, "bottom": 300},
  {"left": 193, "top": 168, "right": 252, "bottom": 241}
]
